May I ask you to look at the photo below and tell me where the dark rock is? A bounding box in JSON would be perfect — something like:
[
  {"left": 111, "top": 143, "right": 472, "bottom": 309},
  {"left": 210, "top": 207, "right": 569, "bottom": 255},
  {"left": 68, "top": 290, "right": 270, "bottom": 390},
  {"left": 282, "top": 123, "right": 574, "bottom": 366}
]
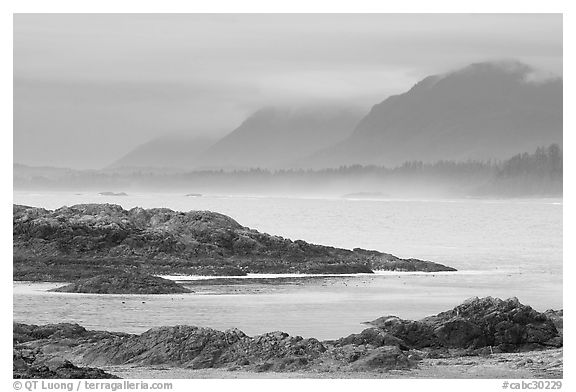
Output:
[
  {"left": 14, "top": 322, "right": 89, "bottom": 344},
  {"left": 432, "top": 297, "right": 559, "bottom": 349},
  {"left": 364, "top": 316, "right": 438, "bottom": 348},
  {"left": 544, "top": 309, "right": 563, "bottom": 335},
  {"left": 13, "top": 203, "right": 456, "bottom": 280},
  {"left": 71, "top": 325, "right": 328, "bottom": 372},
  {"left": 14, "top": 321, "right": 329, "bottom": 373},
  {"left": 543, "top": 337, "right": 563, "bottom": 348},
  {"left": 50, "top": 271, "right": 190, "bottom": 294},
  {"left": 333, "top": 327, "right": 409, "bottom": 349},
  {"left": 350, "top": 346, "right": 412, "bottom": 370},
  {"left": 433, "top": 318, "right": 483, "bottom": 348},
  {"left": 80, "top": 325, "right": 243, "bottom": 368},
  {"left": 13, "top": 297, "right": 559, "bottom": 375},
  {"left": 13, "top": 348, "right": 118, "bottom": 379},
  {"left": 224, "top": 332, "right": 326, "bottom": 371},
  {"left": 366, "top": 297, "right": 561, "bottom": 351}
]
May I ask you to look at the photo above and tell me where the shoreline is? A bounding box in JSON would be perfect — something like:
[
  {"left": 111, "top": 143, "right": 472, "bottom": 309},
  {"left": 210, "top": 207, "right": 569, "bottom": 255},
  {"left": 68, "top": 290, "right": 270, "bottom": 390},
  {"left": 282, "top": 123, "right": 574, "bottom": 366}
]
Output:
[
  {"left": 13, "top": 274, "right": 563, "bottom": 341},
  {"left": 159, "top": 270, "right": 497, "bottom": 281},
  {"left": 12, "top": 269, "right": 504, "bottom": 287},
  {"left": 13, "top": 297, "right": 563, "bottom": 379}
]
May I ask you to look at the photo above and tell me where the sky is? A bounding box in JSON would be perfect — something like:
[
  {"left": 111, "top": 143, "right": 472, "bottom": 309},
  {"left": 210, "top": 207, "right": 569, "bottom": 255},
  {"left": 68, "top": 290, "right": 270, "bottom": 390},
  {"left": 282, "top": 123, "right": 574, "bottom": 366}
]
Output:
[{"left": 13, "top": 14, "right": 562, "bottom": 169}]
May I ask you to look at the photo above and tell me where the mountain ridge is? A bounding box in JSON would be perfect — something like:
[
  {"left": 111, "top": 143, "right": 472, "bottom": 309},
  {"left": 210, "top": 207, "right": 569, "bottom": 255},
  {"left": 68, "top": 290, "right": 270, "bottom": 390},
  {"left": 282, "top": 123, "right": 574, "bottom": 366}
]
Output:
[
  {"left": 196, "top": 106, "right": 363, "bottom": 169},
  {"left": 87, "top": 61, "right": 562, "bottom": 172},
  {"left": 303, "top": 61, "right": 562, "bottom": 168}
]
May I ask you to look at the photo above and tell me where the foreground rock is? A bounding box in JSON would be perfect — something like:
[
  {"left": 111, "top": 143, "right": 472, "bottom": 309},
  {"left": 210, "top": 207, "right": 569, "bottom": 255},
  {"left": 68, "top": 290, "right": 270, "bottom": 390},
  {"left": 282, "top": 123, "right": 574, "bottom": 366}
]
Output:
[
  {"left": 83, "top": 327, "right": 330, "bottom": 372},
  {"left": 13, "top": 349, "right": 119, "bottom": 379},
  {"left": 50, "top": 271, "right": 191, "bottom": 294},
  {"left": 14, "top": 323, "right": 414, "bottom": 375},
  {"left": 13, "top": 203, "right": 455, "bottom": 281},
  {"left": 544, "top": 309, "right": 563, "bottom": 336},
  {"left": 13, "top": 297, "right": 561, "bottom": 378},
  {"left": 13, "top": 323, "right": 122, "bottom": 379},
  {"left": 361, "top": 297, "right": 562, "bottom": 353}
]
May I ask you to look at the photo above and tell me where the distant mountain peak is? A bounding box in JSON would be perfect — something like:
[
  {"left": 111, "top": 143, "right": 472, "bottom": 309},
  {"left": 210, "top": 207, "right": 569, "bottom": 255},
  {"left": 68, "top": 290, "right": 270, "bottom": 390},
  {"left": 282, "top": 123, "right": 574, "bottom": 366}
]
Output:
[
  {"left": 248, "top": 104, "right": 363, "bottom": 120},
  {"left": 455, "top": 59, "right": 534, "bottom": 75},
  {"left": 305, "top": 61, "right": 562, "bottom": 168},
  {"left": 438, "top": 60, "right": 559, "bottom": 86},
  {"left": 197, "top": 105, "right": 363, "bottom": 169}
]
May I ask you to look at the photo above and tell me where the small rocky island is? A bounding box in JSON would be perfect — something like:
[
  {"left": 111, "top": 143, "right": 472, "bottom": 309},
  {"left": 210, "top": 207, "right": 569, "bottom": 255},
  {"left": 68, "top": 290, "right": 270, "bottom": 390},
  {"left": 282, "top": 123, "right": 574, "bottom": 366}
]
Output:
[
  {"left": 13, "top": 203, "right": 456, "bottom": 283},
  {"left": 50, "top": 271, "right": 191, "bottom": 294},
  {"left": 13, "top": 297, "right": 563, "bottom": 379}
]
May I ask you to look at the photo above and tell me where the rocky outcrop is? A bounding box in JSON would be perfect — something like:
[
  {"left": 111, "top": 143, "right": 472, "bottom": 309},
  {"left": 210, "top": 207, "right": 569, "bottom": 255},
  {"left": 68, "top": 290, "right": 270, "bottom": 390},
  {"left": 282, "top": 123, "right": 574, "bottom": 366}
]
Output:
[
  {"left": 12, "top": 298, "right": 562, "bottom": 378},
  {"left": 13, "top": 203, "right": 455, "bottom": 280},
  {"left": 544, "top": 310, "right": 563, "bottom": 336},
  {"left": 13, "top": 349, "right": 119, "bottom": 379},
  {"left": 13, "top": 323, "right": 123, "bottom": 379},
  {"left": 14, "top": 322, "right": 414, "bottom": 376},
  {"left": 81, "top": 326, "right": 329, "bottom": 372},
  {"left": 333, "top": 327, "right": 411, "bottom": 350},
  {"left": 349, "top": 346, "right": 412, "bottom": 371},
  {"left": 364, "top": 297, "right": 562, "bottom": 352},
  {"left": 50, "top": 271, "right": 191, "bottom": 294}
]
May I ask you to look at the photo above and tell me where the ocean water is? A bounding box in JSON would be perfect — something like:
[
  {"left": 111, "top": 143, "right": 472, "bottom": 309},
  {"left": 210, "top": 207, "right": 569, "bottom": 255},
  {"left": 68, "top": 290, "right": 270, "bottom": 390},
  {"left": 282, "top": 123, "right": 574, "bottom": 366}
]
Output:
[{"left": 12, "top": 192, "right": 562, "bottom": 339}]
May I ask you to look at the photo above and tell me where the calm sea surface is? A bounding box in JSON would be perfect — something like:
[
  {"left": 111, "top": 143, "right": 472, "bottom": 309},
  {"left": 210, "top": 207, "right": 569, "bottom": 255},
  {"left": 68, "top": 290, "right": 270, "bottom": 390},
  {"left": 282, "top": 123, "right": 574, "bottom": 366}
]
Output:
[{"left": 13, "top": 192, "right": 562, "bottom": 339}]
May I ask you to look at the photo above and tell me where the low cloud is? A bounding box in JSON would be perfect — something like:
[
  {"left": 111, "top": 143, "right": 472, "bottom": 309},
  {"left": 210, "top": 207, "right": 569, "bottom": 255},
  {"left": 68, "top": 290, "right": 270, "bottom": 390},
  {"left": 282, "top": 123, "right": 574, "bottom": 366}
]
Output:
[{"left": 14, "top": 14, "right": 562, "bottom": 169}]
